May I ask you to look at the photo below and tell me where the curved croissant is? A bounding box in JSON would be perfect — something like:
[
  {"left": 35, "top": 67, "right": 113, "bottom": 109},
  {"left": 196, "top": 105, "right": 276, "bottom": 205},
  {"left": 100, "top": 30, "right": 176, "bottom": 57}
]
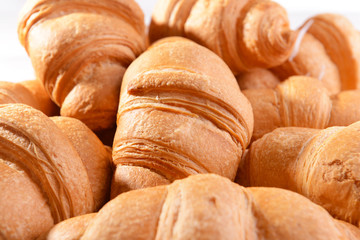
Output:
[
  {"left": 0, "top": 104, "right": 111, "bottom": 239},
  {"left": 42, "top": 174, "right": 360, "bottom": 240},
  {"left": 236, "top": 68, "right": 281, "bottom": 90},
  {"left": 273, "top": 13, "right": 360, "bottom": 93},
  {"left": 50, "top": 117, "right": 112, "bottom": 210},
  {"left": 238, "top": 121, "right": 360, "bottom": 226},
  {"left": 149, "top": 0, "right": 297, "bottom": 74},
  {"left": 245, "top": 76, "right": 360, "bottom": 141},
  {"left": 0, "top": 80, "right": 58, "bottom": 116},
  {"left": 272, "top": 33, "right": 341, "bottom": 95},
  {"left": 18, "top": 0, "right": 147, "bottom": 131},
  {"left": 112, "top": 37, "right": 253, "bottom": 197}
]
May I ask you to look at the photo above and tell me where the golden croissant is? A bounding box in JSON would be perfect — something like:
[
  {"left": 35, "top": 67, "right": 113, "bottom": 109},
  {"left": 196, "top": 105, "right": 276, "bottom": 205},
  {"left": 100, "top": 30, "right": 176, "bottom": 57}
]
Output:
[
  {"left": 236, "top": 68, "right": 280, "bottom": 90},
  {"left": 272, "top": 13, "right": 360, "bottom": 93},
  {"left": 18, "top": 0, "right": 147, "bottom": 131},
  {"left": 0, "top": 80, "right": 58, "bottom": 116},
  {"left": 245, "top": 76, "right": 360, "bottom": 141},
  {"left": 149, "top": 0, "right": 297, "bottom": 74},
  {"left": 238, "top": 121, "right": 360, "bottom": 226},
  {"left": 112, "top": 37, "right": 253, "bottom": 196},
  {"left": 42, "top": 174, "right": 360, "bottom": 240},
  {"left": 0, "top": 104, "right": 111, "bottom": 240}
]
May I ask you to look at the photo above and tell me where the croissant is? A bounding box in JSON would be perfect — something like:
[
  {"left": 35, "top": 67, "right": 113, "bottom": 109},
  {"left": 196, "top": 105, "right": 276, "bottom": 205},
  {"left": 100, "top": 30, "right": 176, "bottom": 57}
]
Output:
[
  {"left": 41, "top": 174, "right": 360, "bottom": 240},
  {"left": 111, "top": 37, "right": 253, "bottom": 197},
  {"left": 271, "top": 33, "right": 341, "bottom": 95},
  {"left": 245, "top": 76, "right": 360, "bottom": 141},
  {"left": 236, "top": 68, "right": 280, "bottom": 90},
  {"left": 51, "top": 116, "right": 112, "bottom": 210},
  {"left": 18, "top": 0, "right": 147, "bottom": 131},
  {"left": 237, "top": 121, "right": 360, "bottom": 226},
  {"left": 0, "top": 104, "right": 111, "bottom": 239},
  {"left": 329, "top": 90, "right": 360, "bottom": 127},
  {"left": 0, "top": 80, "right": 58, "bottom": 116},
  {"left": 273, "top": 13, "right": 360, "bottom": 92},
  {"left": 149, "top": 0, "right": 297, "bottom": 74}
]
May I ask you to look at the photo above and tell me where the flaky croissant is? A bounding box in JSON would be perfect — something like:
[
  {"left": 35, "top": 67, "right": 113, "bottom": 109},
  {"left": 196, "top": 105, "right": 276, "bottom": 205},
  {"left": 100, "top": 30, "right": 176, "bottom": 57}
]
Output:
[
  {"left": 245, "top": 76, "right": 360, "bottom": 141},
  {"left": 149, "top": 0, "right": 297, "bottom": 74},
  {"left": 236, "top": 68, "right": 281, "bottom": 90},
  {"left": 111, "top": 37, "right": 253, "bottom": 197},
  {"left": 18, "top": 0, "right": 147, "bottom": 131},
  {"left": 0, "top": 104, "right": 111, "bottom": 240},
  {"left": 273, "top": 13, "right": 360, "bottom": 93},
  {"left": 0, "top": 80, "right": 58, "bottom": 116},
  {"left": 41, "top": 174, "right": 360, "bottom": 240},
  {"left": 237, "top": 121, "right": 360, "bottom": 226}
]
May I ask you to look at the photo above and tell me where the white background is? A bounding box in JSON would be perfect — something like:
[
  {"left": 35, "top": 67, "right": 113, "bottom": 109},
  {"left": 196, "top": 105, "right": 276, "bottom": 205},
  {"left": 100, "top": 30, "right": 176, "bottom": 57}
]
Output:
[{"left": 1, "top": 0, "right": 359, "bottom": 82}]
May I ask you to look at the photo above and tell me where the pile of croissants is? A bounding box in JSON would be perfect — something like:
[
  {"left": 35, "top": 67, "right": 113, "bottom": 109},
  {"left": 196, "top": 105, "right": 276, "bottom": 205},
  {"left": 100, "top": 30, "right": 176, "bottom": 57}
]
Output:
[{"left": 2, "top": 0, "right": 360, "bottom": 239}]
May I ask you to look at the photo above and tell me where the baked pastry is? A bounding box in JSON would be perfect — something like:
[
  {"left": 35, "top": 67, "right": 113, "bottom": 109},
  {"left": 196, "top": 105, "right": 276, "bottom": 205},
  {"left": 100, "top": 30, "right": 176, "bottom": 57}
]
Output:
[
  {"left": 112, "top": 37, "right": 253, "bottom": 197},
  {"left": 236, "top": 68, "right": 281, "bottom": 90},
  {"left": 245, "top": 76, "right": 360, "bottom": 141},
  {"left": 149, "top": 0, "right": 297, "bottom": 74},
  {"left": 51, "top": 116, "right": 112, "bottom": 210},
  {"left": 41, "top": 174, "right": 360, "bottom": 240},
  {"left": 244, "top": 76, "right": 331, "bottom": 140},
  {"left": 0, "top": 104, "right": 112, "bottom": 239},
  {"left": 272, "top": 33, "right": 341, "bottom": 95},
  {"left": 18, "top": 0, "right": 147, "bottom": 131},
  {"left": 273, "top": 13, "right": 360, "bottom": 92},
  {"left": 329, "top": 90, "right": 360, "bottom": 127},
  {"left": 37, "top": 213, "right": 96, "bottom": 240},
  {"left": 0, "top": 80, "right": 58, "bottom": 116},
  {"left": 237, "top": 121, "right": 360, "bottom": 226}
]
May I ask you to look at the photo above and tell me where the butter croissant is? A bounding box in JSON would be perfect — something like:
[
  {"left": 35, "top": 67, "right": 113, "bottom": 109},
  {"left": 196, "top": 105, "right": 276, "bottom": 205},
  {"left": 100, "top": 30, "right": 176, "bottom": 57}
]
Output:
[
  {"left": 111, "top": 37, "right": 253, "bottom": 196},
  {"left": 238, "top": 121, "right": 360, "bottom": 226},
  {"left": 273, "top": 13, "right": 360, "bottom": 93},
  {"left": 149, "top": 0, "right": 297, "bottom": 73},
  {"left": 0, "top": 80, "right": 58, "bottom": 116},
  {"left": 0, "top": 104, "right": 111, "bottom": 239},
  {"left": 18, "top": 0, "right": 147, "bottom": 131},
  {"left": 41, "top": 174, "right": 360, "bottom": 240},
  {"left": 245, "top": 76, "right": 360, "bottom": 141}
]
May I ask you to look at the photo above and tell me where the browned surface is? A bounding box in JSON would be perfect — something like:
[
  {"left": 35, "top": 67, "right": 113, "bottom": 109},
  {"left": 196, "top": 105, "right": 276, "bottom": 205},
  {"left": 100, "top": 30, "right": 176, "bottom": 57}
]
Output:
[
  {"left": 149, "top": 0, "right": 297, "bottom": 73},
  {"left": 18, "top": 0, "right": 147, "bottom": 131},
  {"left": 237, "top": 68, "right": 280, "bottom": 90},
  {"left": 45, "top": 174, "right": 360, "bottom": 240},
  {"left": 51, "top": 117, "right": 112, "bottom": 210},
  {"left": 0, "top": 80, "right": 58, "bottom": 116},
  {"left": 112, "top": 37, "right": 253, "bottom": 196},
  {"left": 239, "top": 121, "right": 360, "bottom": 226},
  {"left": 0, "top": 104, "right": 94, "bottom": 239}
]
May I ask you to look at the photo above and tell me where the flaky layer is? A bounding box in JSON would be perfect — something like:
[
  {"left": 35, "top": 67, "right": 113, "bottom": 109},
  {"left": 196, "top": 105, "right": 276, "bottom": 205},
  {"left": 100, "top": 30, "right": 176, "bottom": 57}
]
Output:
[
  {"left": 112, "top": 37, "right": 253, "bottom": 195},
  {"left": 43, "top": 174, "right": 360, "bottom": 240},
  {"left": 240, "top": 121, "right": 360, "bottom": 226},
  {"left": 18, "top": 0, "right": 147, "bottom": 130},
  {"left": 150, "top": 0, "right": 297, "bottom": 73}
]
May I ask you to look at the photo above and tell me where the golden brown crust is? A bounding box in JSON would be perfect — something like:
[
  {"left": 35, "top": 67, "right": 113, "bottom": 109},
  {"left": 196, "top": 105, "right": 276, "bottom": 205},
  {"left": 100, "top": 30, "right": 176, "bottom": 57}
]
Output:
[
  {"left": 37, "top": 213, "right": 96, "bottom": 240},
  {"left": 272, "top": 33, "right": 341, "bottom": 95},
  {"left": 18, "top": 0, "right": 147, "bottom": 131},
  {"left": 149, "top": 0, "right": 297, "bottom": 73},
  {"left": 244, "top": 76, "right": 332, "bottom": 141},
  {"left": 44, "top": 174, "right": 359, "bottom": 240},
  {"left": 0, "top": 80, "right": 58, "bottom": 116},
  {"left": 237, "top": 68, "right": 280, "bottom": 90},
  {"left": 329, "top": 90, "right": 360, "bottom": 127},
  {"left": 0, "top": 104, "right": 95, "bottom": 239},
  {"left": 307, "top": 14, "right": 360, "bottom": 90},
  {"left": 112, "top": 37, "right": 253, "bottom": 195},
  {"left": 240, "top": 122, "right": 360, "bottom": 225},
  {"left": 51, "top": 116, "right": 112, "bottom": 210},
  {"left": 19, "top": 80, "right": 59, "bottom": 116}
]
